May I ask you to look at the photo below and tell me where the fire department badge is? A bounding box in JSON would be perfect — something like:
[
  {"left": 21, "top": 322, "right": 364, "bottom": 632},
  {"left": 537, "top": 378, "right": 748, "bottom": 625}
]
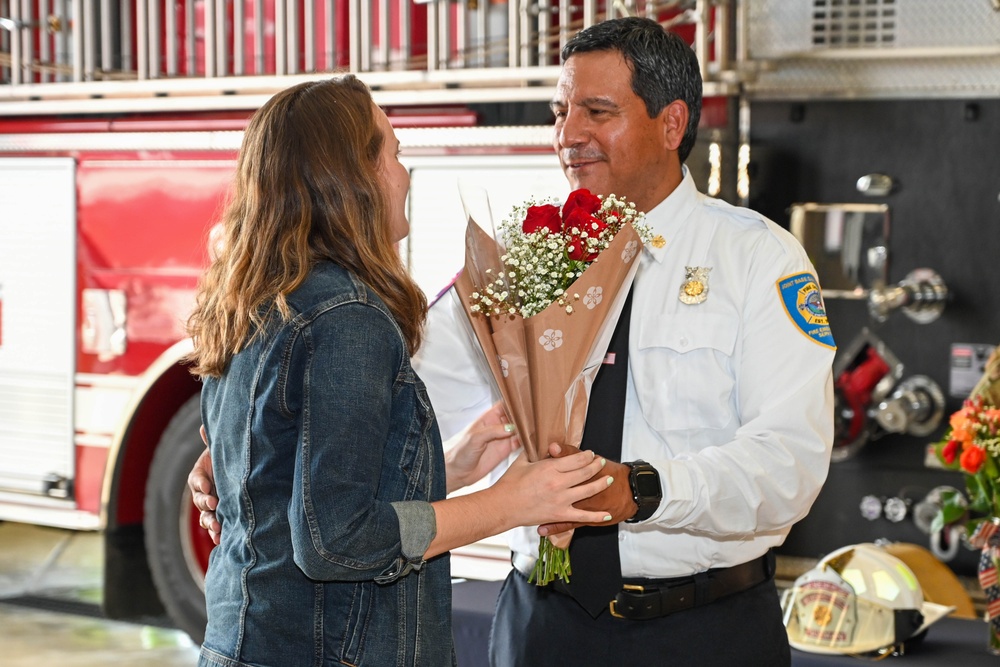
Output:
[
  {"left": 679, "top": 266, "right": 711, "bottom": 305},
  {"left": 777, "top": 272, "right": 836, "bottom": 349},
  {"left": 786, "top": 573, "right": 859, "bottom": 651}
]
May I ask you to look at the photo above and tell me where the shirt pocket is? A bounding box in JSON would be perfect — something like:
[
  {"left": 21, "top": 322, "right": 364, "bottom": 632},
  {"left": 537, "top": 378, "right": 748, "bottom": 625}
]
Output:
[{"left": 634, "top": 312, "right": 738, "bottom": 432}]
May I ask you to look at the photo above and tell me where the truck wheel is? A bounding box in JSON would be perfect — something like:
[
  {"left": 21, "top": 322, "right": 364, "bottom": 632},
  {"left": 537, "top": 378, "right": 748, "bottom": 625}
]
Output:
[{"left": 144, "top": 394, "right": 212, "bottom": 644}]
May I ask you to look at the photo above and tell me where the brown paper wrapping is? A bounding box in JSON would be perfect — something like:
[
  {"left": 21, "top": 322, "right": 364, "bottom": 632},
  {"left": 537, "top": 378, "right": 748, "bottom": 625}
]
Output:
[{"left": 455, "top": 218, "right": 644, "bottom": 462}]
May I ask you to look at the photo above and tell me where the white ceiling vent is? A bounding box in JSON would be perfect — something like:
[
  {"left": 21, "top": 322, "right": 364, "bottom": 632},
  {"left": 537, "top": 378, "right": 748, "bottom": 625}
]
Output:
[{"left": 810, "top": 0, "right": 897, "bottom": 48}]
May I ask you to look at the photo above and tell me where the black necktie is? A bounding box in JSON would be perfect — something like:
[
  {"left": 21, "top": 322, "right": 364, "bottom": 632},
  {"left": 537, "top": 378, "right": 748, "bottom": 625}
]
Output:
[{"left": 563, "top": 289, "right": 633, "bottom": 617}]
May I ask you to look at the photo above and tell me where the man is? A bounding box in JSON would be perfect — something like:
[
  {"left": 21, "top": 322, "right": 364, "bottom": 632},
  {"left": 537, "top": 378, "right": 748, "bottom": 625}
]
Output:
[
  {"left": 415, "top": 17, "right": 834, "bottom": 666},
  {"left": 192, "top": 16, "right": 835, "bottom": 666}
]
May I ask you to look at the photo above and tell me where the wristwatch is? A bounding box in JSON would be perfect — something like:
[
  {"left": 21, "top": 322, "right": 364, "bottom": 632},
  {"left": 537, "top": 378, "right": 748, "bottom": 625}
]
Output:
[{"left": 625, "top": 460, "right": 662, "bottom": 523}]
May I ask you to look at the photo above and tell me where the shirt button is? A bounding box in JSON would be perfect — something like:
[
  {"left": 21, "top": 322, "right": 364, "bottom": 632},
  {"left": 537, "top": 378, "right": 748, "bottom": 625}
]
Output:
[
  {"left": 679, "top": 337, "right": 689, "bottom": 347},
  {"left": 618, "top": 532, "right": 626, "bottom": 542}
]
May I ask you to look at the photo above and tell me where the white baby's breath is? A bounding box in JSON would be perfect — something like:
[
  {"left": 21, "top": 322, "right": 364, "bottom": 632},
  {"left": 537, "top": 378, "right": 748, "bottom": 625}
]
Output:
[{"left": 469, "top": 192, "right": 651, "bottom": 318}]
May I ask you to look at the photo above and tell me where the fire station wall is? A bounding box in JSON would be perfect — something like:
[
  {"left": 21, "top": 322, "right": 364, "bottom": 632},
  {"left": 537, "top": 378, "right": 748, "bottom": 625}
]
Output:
[{"left": 748, "top": 98, "right": 1000, "bottom": 575}]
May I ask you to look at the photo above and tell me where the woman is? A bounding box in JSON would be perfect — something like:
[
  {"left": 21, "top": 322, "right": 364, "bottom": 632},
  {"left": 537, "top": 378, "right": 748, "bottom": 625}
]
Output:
[{"left": 187, "top": 76, "right": 611, "bottom": 667}]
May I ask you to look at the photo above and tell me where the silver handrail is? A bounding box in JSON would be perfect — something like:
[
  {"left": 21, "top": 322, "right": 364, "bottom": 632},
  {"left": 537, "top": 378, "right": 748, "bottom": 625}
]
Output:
[{"left": 0, "top": 1, "right": 726, "bottom": 112}]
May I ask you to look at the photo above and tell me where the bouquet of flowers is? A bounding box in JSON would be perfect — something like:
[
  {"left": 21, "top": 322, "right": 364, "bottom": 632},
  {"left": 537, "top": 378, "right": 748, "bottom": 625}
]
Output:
[
  {"left": 932, "top": 347, "right": 1000, "bottom": 542},
  {"left": 931, "top": 346, "right": 1000, "bottom": 645},
  {"left": 455, "top": 188, "right": 651, "bottom": 585}
]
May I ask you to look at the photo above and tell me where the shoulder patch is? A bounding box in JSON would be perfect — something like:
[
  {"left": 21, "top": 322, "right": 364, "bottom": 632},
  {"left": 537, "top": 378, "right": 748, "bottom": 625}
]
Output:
[{"left": 776, "top": 272, "right": 836, "bottom": 349}]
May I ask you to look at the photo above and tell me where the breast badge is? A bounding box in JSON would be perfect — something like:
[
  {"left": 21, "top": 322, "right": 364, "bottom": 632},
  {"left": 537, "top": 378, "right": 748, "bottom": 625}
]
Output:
[{"left": 679, "top": 266, "right": 711, "bottom": 305}]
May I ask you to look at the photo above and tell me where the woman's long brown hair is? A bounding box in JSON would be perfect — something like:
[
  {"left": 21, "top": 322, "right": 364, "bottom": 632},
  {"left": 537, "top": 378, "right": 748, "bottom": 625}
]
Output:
[{"left": 187, "top": 76, "right": 426, "bottom": 377}]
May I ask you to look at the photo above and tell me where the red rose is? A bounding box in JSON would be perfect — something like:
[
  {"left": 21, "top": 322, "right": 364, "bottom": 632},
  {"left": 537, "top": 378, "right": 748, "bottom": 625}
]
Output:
[
  {"left": 941, "top": 439, "right": 960, "bottom": 464},
  {"left": 960, "top": 445, "right": 986, "bottom": 474},
  {"left": 562, "top": 189, "right": 602, "bottom": 221},
  {"left": 564, "top": 208, "right": 607, "bottom": 261},
  {"left": 522, "top": 204, "right": 562, "bottom": 236}
]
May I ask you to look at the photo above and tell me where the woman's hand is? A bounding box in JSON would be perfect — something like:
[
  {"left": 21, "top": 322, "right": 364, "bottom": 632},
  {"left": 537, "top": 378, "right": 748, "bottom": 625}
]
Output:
[
  {"left": 425, "top": 445, "right": 612, "bottom": 558},
  {"left": 444, "top": 401, "right": 520, "bottom": 493},
  {"left": 187, "top": 426, "right": 221, "bottom": 545},
  {"left": 536, "top": 443, "right": 638, "bottom": 537},
  {"left": 490, "top": 446, "right": 614, "bottom": 528}
]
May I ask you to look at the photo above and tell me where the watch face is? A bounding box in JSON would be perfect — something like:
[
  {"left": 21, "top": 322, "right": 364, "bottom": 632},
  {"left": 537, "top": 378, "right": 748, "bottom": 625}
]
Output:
[{"left": 634, "top": 470, "right": 660, "bottom": 497}]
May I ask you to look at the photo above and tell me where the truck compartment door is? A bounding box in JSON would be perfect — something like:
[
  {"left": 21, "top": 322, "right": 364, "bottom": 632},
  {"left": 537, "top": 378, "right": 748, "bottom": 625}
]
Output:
[{"left": 0, "top": 158, "right": 76, "bottom": 498}]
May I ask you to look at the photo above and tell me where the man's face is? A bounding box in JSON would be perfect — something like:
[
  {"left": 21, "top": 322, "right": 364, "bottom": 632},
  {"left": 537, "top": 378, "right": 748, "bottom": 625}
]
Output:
[{"left": 551, "top": 50, "right": 682, "bottom": 213}]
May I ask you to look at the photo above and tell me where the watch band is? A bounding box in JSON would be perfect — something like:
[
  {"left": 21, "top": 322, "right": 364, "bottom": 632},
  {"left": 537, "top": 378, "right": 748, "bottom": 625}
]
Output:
[{"left": 625, "top": 460, "right": 662, "bottom": 524}]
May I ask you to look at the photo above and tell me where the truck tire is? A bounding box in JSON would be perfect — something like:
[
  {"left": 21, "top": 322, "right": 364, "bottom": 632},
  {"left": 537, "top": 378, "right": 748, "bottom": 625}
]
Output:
[{"left": 144, "top": 394, "right": 212, "bottom": 644}]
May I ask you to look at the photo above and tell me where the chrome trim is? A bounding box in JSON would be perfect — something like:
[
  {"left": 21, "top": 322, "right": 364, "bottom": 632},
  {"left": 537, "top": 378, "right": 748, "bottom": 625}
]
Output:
[
  {"left": 5, "top": 0, "right": 727, "bottom": 97},
  {"left": 0, "top": 491, "right": 101, "bottom": 529},
  {"left": 765, "top": 46, "right": 1000, "bottom": 61},
  {"left": 164, "top": 0, "right": 176, "bottom": 75},
  {"left": 76, "top": 373, "right": 143, "bottom": 389},
  {"left": 0, "top": 130, "right": 245, "bottom": 151},
  {"left": 136, "top": 0, "right": 147, "bottom": 80},
  {"left": 0, "top": 80, "right": 734, "bottom": 116},
  {"left": 215, "top": 0, "right": 227, "bottom": 78},
  {"left": 75, "top": 433, "right": 114, "bottom": 448},
  {"left": 0, "top": 125, "right": 555, "bottom": 152}
]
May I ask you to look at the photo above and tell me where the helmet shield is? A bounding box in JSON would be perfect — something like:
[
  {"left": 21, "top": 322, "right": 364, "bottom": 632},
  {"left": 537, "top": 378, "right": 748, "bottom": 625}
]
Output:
[
  {"left": 782, "top": 574, "right": 923, "bottom": 654},
  {"left": 781, "top": 544, "right": 953, "bottom": 656}
]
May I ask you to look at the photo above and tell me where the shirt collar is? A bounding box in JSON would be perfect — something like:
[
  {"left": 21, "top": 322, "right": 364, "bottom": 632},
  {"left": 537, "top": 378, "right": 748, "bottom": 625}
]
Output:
[{"left": 642, "top": 167, "right": 700, "bottom": 264}]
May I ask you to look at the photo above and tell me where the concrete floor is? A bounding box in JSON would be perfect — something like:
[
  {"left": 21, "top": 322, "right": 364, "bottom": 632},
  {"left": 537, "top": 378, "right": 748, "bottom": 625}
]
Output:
[
  {"left": 0, "top": 519, "right": 986, "bottom": 665},
  {"left": 0, "top": 521, "right": 200, "bottom": 666}
]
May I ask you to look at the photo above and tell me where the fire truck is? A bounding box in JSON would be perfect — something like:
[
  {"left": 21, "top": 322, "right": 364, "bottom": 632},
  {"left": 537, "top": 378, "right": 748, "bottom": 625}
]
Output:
[{"left": 2, "top": 0, "right": 999, "bottom": 643}]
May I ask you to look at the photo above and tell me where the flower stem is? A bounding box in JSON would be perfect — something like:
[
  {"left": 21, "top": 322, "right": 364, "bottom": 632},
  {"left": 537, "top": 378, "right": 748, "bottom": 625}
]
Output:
[{"left": 528, "top": 536, "right": 572, "bottom": 586}]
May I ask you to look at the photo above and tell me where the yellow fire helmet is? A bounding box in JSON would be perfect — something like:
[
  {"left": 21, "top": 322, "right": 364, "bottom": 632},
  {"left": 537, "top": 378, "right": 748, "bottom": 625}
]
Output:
[{"left": 781, "top": 543, "right": 955, "bottom": 657}]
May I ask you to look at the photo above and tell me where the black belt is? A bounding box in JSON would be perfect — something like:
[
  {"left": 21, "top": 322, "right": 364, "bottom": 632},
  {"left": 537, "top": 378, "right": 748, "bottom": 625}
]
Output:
[
  {"left": 608, "top": 552, "right": 775, "bottom": 620},
  {"left": 531, "top": 551, "right": 775, "bottom": 621}
]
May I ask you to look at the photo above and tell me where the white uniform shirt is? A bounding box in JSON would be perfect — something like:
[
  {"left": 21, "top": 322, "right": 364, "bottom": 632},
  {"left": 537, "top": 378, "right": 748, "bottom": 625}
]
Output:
[{"left": 414, "top": 170, "right": 835, "bottom": 578}]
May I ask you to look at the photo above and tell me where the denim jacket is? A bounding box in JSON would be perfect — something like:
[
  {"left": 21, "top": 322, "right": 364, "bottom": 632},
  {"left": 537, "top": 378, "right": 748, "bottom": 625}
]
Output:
[{"left": 198, "top": 262, "right": 453, "bottom": 667}]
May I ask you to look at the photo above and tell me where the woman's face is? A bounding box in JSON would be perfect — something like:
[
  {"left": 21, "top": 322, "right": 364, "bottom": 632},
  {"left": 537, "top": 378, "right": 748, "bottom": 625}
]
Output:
[{"left": 375, "top": 106, "right": 411, "bottom": 243}]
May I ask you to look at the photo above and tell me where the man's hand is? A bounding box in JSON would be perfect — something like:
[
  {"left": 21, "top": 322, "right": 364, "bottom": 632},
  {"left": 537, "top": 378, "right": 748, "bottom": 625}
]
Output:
[
  {"left": 537, "top": 442, "right": 637, "bottom": 537},
  {"left": 187, "top": 426, "right": 221, "bottom": 545}
]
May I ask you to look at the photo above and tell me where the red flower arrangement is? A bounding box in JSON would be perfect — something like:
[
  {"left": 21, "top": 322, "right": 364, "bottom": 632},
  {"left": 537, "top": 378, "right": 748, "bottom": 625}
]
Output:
[
  {"left": 933, "top": 385, "right": 1000, "bottom": 543},
  {"left": 932, "top": 348, "right": 1000, "bottom": 648},
  {"left": 521, "top": 189, "right": 610, "bottom": 261},
  {"left": 469, "top": 189, "right": 649, "bottom": 319}
]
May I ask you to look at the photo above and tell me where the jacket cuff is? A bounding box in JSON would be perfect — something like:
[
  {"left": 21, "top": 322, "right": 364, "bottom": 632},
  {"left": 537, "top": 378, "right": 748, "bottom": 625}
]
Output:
[{"left": 390, "top": 500, "right": 437, "bottom": 561}]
